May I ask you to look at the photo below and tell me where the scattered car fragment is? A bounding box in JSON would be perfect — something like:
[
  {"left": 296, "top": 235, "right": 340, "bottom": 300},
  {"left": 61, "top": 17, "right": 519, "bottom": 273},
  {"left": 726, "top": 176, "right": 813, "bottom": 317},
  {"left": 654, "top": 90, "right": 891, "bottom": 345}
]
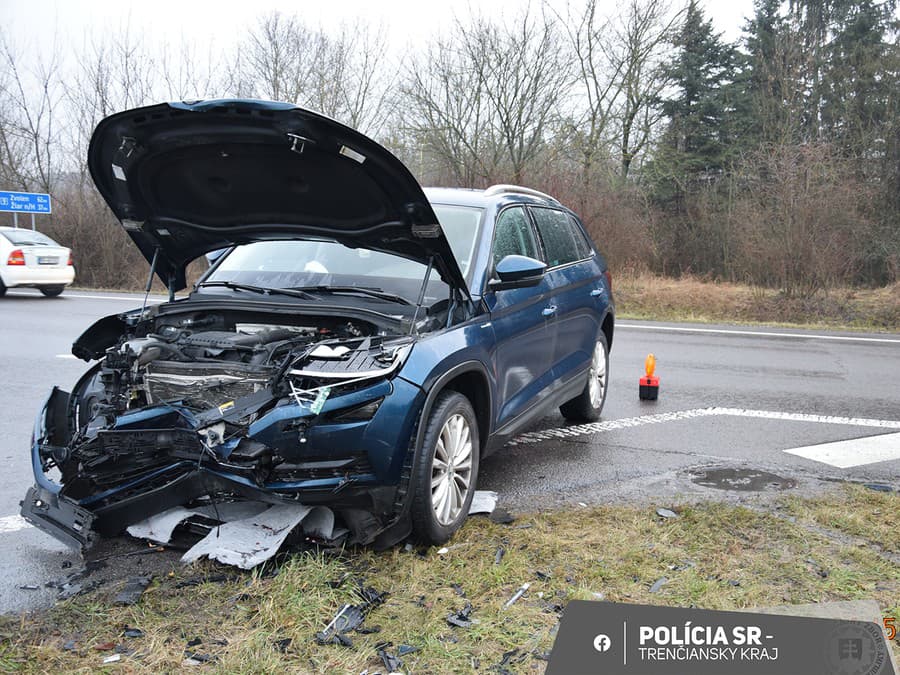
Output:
[
  {"left": 316, "top": 583, "right": 387, "bottom": 647},
  {"left": 446, "top": 602, "right": 477, "bottom": 628},
  {"left": 126, "top": 500, "right": 341, "bottom": 569},
  {"left": 377, "top": 645, "right": 404, "bottom": 672},
  {"left": 114, "top": 575, "right": 153, "bottom": 606},
  {"left": 468, "top": 490, "right": 498, "bottom": 514},
  {"left": 502, "top": 582, "right": 531, "bottom": 609},
  {"left": 20, "top": 98, "right": 614, "bottom": 559}
]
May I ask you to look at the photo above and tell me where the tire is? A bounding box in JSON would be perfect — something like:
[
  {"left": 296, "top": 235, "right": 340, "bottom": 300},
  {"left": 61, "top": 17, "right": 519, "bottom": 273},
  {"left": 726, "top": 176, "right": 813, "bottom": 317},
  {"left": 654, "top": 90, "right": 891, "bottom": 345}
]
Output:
[
  {"left": 39, "top": 286, "right": 64, "bottom": 297},
  {"left": 410, "top": 390, "right": 480, "bottom": 545},
  {"left": 560, "top": 333, "right": 609, "bottom": 422},
  {"left": 0, "top": 278, "right": 6, "bottom": 297}
]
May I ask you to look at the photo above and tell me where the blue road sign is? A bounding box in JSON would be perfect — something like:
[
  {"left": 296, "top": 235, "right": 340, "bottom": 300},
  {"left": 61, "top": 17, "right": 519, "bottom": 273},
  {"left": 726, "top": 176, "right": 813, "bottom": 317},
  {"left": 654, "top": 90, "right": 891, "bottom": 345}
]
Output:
[{"left": 0, "top": 191, "right": 52, "bottom": 214}]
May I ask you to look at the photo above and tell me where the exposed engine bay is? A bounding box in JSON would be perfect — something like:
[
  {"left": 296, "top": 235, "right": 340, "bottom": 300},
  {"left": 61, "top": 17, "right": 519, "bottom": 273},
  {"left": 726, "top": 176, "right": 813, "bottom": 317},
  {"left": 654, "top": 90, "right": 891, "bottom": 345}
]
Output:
[
  {"left": 23, "top": 303, "right": 428, "bottom": 555},
  {"left": 97, "top": 310, "right": 403, "bottom": 416}
]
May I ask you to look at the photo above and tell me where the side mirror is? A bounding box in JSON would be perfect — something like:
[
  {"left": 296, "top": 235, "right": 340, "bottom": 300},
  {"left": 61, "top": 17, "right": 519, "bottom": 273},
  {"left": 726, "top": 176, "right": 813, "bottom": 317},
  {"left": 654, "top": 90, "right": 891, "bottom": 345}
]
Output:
[{"left": 488, "top": 255, "right": 547, "bottom": 291}]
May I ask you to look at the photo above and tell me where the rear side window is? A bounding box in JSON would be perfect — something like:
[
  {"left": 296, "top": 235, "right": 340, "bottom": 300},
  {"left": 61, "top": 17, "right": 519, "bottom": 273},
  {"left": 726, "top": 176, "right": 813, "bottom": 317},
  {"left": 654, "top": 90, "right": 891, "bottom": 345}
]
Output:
[
  {"left": 491, "top": 206, "right": 540, "bottom": 268},
  {"left": 0, "top": 230, "right": 59, "bottom": 246},
  {"left": 530, "top": 208, "right": 593, "bottom": 267}
]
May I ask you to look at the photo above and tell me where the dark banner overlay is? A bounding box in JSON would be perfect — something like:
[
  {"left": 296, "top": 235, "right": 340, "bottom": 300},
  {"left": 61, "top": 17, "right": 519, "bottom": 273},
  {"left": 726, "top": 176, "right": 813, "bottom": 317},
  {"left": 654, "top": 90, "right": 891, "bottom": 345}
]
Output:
[{"left": 548, "top": 601, "right": 895, "bottom": 675}]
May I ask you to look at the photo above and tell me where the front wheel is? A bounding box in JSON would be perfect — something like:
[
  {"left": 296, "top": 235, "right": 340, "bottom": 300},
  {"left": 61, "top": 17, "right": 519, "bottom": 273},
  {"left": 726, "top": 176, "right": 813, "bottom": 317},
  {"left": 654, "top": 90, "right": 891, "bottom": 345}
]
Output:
[
  {"left": 560, "top": 333, "right": 609, "bottom": 422},
  {"left": 410, "top": 391, "right": 480, "bottom": 545},
  {"left": 39, "top": 286, "right": 64, "bottom": 297}
]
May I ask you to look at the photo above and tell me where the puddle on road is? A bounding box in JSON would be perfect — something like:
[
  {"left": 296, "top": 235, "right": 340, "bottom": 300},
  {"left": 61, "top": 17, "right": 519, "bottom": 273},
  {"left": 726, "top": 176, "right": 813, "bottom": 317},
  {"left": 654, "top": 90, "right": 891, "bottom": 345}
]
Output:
[{"left": 690, "top": 468, "right": 797, "bottom": 492}]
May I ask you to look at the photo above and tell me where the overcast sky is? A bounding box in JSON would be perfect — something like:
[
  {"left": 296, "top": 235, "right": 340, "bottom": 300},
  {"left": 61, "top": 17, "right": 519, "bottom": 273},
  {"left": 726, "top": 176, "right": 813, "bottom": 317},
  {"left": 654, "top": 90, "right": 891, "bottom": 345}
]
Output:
[{"left": 3, "top": 0, "right": 756, "bottom": 62}]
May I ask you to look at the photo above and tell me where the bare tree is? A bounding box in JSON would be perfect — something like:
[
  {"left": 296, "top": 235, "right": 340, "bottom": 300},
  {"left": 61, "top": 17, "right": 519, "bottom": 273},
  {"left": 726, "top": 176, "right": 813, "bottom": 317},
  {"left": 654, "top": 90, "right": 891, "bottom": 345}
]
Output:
[
  {"left": 611, "top": 0, "right": 683, "bottom": 181},
  {"left": 403, "top": 9, "right": 571, "bottom": 186},
  {"left": 0, "top": 29, "right": 63, "bottom": 193},
  {"left": 559, "top": 0, "right": 622, "bottom": 176},
  {"left": 0, "top": 73, "right": 32, "bottom": 193},
  {"left": 402, "top": 33, "right": 503, "bottom": 185},
  {"left": 229, "top": 13, "right": 394, "bottom": 136},
  {"left": 63, "top": 23, "right": 162, "bottom": 182},
  {"left": 160, "top": 37, "right": 222, "bottom": 101}
]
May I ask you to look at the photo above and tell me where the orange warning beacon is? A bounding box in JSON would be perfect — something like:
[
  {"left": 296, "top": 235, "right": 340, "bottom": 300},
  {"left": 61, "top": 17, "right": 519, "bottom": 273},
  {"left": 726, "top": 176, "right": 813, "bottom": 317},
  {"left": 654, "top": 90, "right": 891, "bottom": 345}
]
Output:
[{"left": 639, "top": 353, "right": 659, "bottom": 400}]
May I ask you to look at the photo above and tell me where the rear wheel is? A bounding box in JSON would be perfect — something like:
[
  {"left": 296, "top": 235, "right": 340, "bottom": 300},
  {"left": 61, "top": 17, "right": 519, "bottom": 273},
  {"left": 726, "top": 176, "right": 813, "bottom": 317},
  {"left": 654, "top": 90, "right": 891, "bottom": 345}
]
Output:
[
  {"left": 39, "top": 286, "right": 64, "bottom": 297},
  {"left": 0, "top": 278, "right": 6, "bottom": 297},
  {"left": 411, "top": 391, "right": 480, "bottom": 545},
  {"left": 560, "top": 333, "right": 609, "bottom": 422}
]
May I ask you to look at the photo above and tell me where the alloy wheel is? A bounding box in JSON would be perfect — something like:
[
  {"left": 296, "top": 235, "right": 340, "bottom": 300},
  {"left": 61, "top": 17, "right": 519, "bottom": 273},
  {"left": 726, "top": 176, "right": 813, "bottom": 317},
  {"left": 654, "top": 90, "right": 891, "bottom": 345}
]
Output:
[
  {"left": 430, "top": 413, "right": 474, "bottom": 525},
  {"left": 588, "top": 340, "right": 607, "bottom": 408}
]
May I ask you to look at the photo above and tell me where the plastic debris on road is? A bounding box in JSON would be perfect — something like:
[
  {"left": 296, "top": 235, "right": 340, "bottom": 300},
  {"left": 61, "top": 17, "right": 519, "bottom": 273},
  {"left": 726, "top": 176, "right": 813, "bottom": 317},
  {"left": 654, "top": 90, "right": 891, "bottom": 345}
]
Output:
[
  {"left": 446, "top": 602, "right": 477, "bottom": 628},
  {"left": 502, "top": 582, "right": 530, "bottom": 609},
  {"left": 377, "top": 645, "right": 403, "bottom": 672},
  {"left": 468, "top": 490, "right": 498, "bottom": 514},
  {"left": 315, "top": 583, "right": 387, "bottom": 647},
  {"left": 114, "top": 575, "right": 153, "bottom": 606},
  {"left": 649, "top": 577, "right": 668, "bottom": 593}
]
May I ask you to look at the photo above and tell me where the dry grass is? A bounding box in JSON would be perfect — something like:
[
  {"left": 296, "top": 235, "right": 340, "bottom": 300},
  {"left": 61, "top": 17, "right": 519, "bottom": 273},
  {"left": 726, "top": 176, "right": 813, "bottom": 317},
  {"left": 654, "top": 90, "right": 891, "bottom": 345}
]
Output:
[
  {"left": 1, "top": 487, "right": 897, "bottom": 672},
  {"left": 781, "top": 484, "right": 900, "bottom": 554},
  {"left": 614, "top": 272, "right": 900, "bottom": 331}
]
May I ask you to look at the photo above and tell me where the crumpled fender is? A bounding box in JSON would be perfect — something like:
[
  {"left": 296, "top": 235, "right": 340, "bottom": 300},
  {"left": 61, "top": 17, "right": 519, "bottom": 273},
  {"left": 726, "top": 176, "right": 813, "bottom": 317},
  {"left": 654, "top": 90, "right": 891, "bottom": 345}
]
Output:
[{"left": 30, "top": 387, "right": 69, "bottom": 494}]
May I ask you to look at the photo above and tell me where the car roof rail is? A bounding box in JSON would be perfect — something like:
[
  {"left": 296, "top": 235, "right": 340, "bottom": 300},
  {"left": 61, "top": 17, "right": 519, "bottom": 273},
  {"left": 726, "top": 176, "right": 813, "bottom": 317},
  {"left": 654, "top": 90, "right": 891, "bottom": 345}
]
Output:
[{"left": 483, "top": 184, "right": 561, "bottom": 204}]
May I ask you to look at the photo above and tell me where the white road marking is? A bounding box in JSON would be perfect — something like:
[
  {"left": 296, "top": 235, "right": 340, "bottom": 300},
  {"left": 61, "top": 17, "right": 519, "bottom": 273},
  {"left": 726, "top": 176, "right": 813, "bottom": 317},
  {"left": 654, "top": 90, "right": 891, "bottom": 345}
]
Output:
[
  {"left": 55, "top": 354, "right": 77, "bottom": 359},
  {"left": 511, "top": 409, "right": 719, "bottom": 444},
  {"left": 512, "top": 407, "right": 900, "bottom": 449},
  {"left": 712, "top": 407, "right": 900, "bottom": 430},
  {"left": 785, "top": 431, "right": 900, "bottom": 468},
  {"left": 0, "top": 515, "right": 31, "bottom": 534},
  {"left": 617, "top": 323, "right": 900, "bottom": 345}
]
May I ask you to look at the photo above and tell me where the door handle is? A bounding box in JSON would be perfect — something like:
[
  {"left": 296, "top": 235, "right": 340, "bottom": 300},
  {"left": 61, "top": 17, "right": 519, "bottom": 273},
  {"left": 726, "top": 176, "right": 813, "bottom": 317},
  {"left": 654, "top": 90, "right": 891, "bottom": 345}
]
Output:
[
  {"left": 590, "top": 289, "right": 604, "bottom": 297},
  {"left": 542, "top": 305, "right": 557, "bottom": 317}
]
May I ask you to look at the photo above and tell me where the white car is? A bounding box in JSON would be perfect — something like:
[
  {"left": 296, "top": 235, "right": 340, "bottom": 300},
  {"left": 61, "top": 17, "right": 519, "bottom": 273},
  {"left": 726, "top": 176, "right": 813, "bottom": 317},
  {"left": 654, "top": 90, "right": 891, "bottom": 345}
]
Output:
[{"left": 0, "top": 226, "right": 75, "bottom": 297}]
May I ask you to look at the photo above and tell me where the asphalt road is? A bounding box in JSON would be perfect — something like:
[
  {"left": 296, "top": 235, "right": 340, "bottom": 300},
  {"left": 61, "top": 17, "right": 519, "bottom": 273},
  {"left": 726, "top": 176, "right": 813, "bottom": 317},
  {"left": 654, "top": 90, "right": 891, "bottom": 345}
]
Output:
[{"left": 1, "top": 287, "right": 898, "bottom": 614}]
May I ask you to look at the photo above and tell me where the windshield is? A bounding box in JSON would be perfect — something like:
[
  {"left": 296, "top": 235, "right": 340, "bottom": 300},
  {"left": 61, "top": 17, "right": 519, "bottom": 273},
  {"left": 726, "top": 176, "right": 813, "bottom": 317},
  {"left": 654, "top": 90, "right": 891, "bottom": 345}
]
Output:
[
  {"left": 0, "top": 230, "right": 60, "bottom": 247},
  {"left": 205, "top": 240, "right": 450, "bottom": 305},
  {"left": 203, "top": 204, "right": 483, "bottom": 305}
]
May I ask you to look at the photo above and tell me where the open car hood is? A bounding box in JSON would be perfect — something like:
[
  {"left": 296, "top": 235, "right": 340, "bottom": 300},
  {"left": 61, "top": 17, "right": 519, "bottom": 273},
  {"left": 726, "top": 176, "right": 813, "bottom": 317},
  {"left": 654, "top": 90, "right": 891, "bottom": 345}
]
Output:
[{"left": 88, "top": 99, "right": 466, "bottom": 292}]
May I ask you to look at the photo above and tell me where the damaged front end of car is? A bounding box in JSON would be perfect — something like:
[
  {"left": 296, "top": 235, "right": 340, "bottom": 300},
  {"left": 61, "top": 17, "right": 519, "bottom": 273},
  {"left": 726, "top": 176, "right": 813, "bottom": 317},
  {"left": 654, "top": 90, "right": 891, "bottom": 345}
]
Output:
[
  {"left": 21, "top": 99, "right": 479, "bottom": 562},
  {"left": 22, "top": 301, "right": 430, "bottom": 554}
]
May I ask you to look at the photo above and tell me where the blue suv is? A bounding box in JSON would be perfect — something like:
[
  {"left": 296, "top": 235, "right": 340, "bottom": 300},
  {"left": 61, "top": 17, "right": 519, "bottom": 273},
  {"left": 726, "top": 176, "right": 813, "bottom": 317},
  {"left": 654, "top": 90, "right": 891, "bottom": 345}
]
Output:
[{"left": 21, "top": 100, "right": 614, "bottom": 549}]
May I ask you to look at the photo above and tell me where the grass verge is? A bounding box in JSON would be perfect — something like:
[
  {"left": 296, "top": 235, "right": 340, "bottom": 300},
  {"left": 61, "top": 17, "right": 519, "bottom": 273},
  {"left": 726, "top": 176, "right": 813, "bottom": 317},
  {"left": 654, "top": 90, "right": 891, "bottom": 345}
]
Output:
[
  {"left": 614, "top": 273, "right": 900, "bottom": 332},
  {"left": 1, "top": 486, "right": 897, "bottom": 672}
]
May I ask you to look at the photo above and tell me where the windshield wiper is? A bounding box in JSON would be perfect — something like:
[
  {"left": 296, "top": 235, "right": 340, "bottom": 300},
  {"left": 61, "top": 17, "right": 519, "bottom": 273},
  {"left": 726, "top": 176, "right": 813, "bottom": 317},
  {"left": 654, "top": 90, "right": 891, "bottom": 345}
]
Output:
[
  {"left": 289, "top": 285, "right": 413, "bottom": 306},
  {"left": 196, "top": 281, "right": 319, "bottom": 301}
]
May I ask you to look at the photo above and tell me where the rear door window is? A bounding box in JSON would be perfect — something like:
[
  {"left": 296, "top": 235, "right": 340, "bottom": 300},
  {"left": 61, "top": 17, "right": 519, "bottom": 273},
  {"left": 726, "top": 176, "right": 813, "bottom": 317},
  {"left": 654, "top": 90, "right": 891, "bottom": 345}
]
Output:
[{"left": 530, "top": 208, "right": 592, "bottom": 267}]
